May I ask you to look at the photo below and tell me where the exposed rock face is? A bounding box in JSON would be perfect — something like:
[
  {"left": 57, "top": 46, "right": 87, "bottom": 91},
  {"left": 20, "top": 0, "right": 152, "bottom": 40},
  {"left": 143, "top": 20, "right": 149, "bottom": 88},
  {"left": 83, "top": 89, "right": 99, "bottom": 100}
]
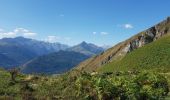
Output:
[
  {"left": 75, "top": 17, "right": 170, "bottom": 72},
  {"left": 123, "top": 27, "right": 156, "bottom": 53},
  {"left": 123, "top": 17, "right": 170, "bottom": 53}
]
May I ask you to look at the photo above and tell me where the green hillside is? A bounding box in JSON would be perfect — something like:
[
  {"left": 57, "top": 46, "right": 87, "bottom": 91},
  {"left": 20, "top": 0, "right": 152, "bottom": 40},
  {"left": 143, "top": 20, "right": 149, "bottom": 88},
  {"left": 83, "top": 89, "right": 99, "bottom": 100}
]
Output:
[{"left": 99, "top": 34, "right": 170, "bottom": 73}]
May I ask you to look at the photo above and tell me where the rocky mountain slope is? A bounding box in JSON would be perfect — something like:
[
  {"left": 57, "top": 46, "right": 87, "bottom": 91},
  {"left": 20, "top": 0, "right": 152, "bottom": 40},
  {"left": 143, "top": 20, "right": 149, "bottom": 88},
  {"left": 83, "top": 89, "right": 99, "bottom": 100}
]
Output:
[
  {"left": 75, "top": 17, "right": 170, "bottom": 72},
  {"left": 99, "top": 34, "right": 170, "bottom": 72}
]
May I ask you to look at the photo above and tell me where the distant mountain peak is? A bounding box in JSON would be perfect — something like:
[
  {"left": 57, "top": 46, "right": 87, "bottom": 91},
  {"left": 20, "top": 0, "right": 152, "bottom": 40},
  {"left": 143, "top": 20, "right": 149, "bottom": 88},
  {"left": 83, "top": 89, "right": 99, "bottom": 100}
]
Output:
[
  {"left": 15, "top": 36, "right": 33, "bottom": 41},
  {"left": 80, "top": 41, "right": 88, "bottom": 45},
  {"left": 15, "top": 36, "right": 26, "bottom": 39},
  {"left": 81, "top": 41, "right": 87, "bottom": 43},
  {"left": 67, "top": 42, "right": 104, "bottom": 56},
  {"left": 79, "top": 41, "right": 100, "bottom": 48}
]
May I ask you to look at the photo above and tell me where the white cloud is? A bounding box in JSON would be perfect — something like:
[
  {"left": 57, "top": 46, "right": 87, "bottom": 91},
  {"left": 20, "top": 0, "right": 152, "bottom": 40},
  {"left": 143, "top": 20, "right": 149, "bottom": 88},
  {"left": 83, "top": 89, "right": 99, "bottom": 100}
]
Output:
[
  {"left": 14, "top": 28, "right": 29, "bottom": 33},
  {"left": 117, "top": 24, "right": 134, "bottom": 29},
  {"left": 0, "top": 28, "right": 37, "bottom": 39},
  {"left": 92, "top": 31, "right": 109, "bottom": 35},
  {"left": 100, "top": 32, "right": 109, "bottom": 35},
  {"left": 92, "top": 32, "right": 97, "bottom": 35},
  {"left": 123, "top": 24, "right": 133, "bottom": 29},
  {"left": 0, "top": 32, "right": 17, "bottom": 39},
  {"left": 45, "top": 36, "right": 61, "bottom": 43},
  {"left": 0, "top": 28, "right": 70, "bottom": 44},
  {"left": 118, "top": 24, "right": 134, "bottom": 29},
  {"left": 23, "top": 32, "right": 37, "bottom": 38},
  {"left": 44, "top": 36, "right": 72, "bottom": 43}
]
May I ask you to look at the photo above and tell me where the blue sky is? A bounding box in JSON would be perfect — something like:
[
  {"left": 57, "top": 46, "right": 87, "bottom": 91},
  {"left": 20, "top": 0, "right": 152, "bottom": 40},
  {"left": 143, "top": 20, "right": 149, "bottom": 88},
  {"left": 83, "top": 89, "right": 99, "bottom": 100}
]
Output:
[{"left": 0, "top": 0, "right": 170, "bottom": 46}]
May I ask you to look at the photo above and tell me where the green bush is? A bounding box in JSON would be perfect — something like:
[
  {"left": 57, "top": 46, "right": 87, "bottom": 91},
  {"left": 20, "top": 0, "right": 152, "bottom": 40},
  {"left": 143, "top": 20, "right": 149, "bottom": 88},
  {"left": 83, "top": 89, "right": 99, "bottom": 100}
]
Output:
[
  {"left": 0, "top": 69, "right": 169, "bottom": 99},
  {"left": 75, "top": 71, "right": 169, "bottom": 100}
]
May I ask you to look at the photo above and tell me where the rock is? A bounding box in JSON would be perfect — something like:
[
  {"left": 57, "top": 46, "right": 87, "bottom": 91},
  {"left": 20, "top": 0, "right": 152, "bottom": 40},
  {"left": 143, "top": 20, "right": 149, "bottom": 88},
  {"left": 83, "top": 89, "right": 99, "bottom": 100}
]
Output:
[
  {"left": 121, "top": 23, "right": 169, "bottom": 54},
  {"left": 146, "top": 27, "right": 156, "bottom": 38}
]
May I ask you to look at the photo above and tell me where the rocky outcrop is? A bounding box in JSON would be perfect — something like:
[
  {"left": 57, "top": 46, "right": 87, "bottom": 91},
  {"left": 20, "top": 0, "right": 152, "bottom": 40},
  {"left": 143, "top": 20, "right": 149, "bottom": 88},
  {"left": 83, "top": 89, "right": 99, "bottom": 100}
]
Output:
[
  {"left": 123, "top": 27, "right": 157, "bottom": 53},
  {"left": 123, "top": 17, "right": 170, "bottom": 54}
]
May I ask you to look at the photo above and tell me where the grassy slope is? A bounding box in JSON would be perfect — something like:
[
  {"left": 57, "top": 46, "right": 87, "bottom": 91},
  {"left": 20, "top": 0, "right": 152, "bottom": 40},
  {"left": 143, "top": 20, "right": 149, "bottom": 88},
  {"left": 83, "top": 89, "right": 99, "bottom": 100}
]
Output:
[
  {"left": 99, "top": 34, "right": 170, "bottom": 73},
  {"left": 0, "top": 68, "right": 78, "bottom": 100}
]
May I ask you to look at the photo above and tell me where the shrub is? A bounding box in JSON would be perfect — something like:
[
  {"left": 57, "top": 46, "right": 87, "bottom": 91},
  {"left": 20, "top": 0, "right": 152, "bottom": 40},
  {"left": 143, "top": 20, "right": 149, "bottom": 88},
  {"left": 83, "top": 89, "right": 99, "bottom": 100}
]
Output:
[{"left": 75, "top": 71, "right": 169, "bottom": 100}]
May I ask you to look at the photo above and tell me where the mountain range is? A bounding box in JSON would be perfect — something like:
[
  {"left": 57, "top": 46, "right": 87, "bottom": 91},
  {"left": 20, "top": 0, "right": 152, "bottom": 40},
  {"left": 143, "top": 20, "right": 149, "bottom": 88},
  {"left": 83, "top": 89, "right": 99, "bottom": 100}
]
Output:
[
  {"left": 0, "top": 37, "right": 68, "bottom": 69},
  {"left": 0, "top": 37, "right": 104, "bottom": 73},
  {"left": 21, "top": 41, "right": 104, "bottom": 74}
]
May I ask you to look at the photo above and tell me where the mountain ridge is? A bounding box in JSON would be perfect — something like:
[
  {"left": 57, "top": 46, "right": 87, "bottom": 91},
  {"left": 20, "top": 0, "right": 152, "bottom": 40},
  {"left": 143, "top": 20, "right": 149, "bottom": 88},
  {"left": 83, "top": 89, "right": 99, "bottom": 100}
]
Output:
[
  {"left": 0, "top": 36, "right": 69, "bottom": 55},
  {"left": 21, "top": 50, "right": 89, "bottom": 74}
]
